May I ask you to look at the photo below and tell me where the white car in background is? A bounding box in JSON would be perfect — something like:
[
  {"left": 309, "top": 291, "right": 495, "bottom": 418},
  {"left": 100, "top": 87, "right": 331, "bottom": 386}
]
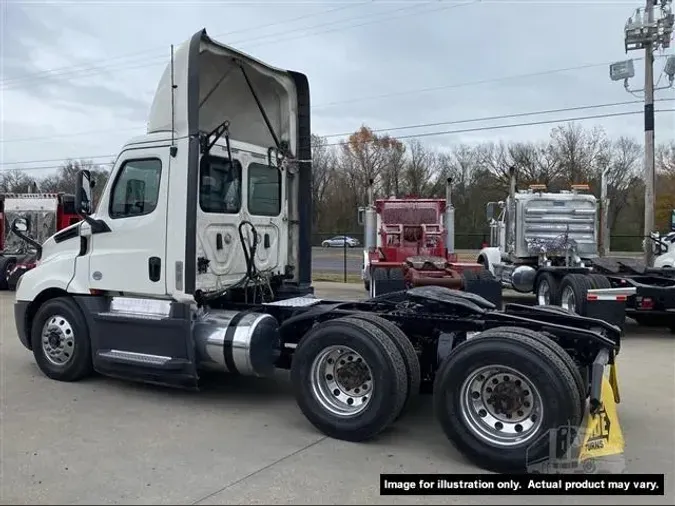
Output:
[{"left": 321, "top": 235, "right": 360, "bottom": 248}]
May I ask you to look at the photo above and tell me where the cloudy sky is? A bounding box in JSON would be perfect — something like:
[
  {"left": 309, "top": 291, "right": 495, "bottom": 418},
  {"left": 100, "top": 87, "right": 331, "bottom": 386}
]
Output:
[{"left": 1, "top": 0, "right": 674, "bottom": 179}]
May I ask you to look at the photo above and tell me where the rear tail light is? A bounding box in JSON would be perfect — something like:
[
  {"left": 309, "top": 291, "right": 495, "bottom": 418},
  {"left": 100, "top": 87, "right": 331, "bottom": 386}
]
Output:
[{"left": 636, "top": 296, "right": 654, "bottom": 310}]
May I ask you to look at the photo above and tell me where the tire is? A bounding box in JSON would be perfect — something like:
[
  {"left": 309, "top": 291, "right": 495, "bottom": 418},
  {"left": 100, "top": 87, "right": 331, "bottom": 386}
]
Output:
[
  {"left": 348, "top": 313, "right": 421, "bottom": 417},
  {"left": 433, "top": 329, "right": 582, "bottom": 473},
  {"left": 559, "top": 274, "right": 593, "bottom": 315},
  {"left": 0, "top": 257, "right": 17, "bottom": 290},
  {"left": 474, "top": 327, "right": 586, "bottom": 413},
  {"left": 30, "top": 296, "right": 93, "bottom": 382},
  {"left": 535, "top": 272, "right": 560, "bottom": 306},
  {"left": 363, "top": 280, "right": 370, "bottom": 292},
  {"left": 290, "top": 316, "right": 408, "bottom": 442},
  {"left": 589, "top": 274, "right": 611, "bottom": 289}
]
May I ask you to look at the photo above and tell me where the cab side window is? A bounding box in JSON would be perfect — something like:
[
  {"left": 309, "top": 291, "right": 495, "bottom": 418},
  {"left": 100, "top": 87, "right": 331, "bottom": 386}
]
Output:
[
  {"left": 248, "top": 162, "right": 281, "bottom": 216},
  {"left": 109, "top": 159, "right": 162, "bottom": 219},
  {"left": 199, "top": 156, "right": 243, "bottom": 214}
]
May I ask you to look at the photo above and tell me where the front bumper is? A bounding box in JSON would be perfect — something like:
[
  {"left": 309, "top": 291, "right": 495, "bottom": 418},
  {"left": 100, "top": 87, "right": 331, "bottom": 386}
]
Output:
[{"left": 14, "top": 300, "right": 31, "bottom": 350}]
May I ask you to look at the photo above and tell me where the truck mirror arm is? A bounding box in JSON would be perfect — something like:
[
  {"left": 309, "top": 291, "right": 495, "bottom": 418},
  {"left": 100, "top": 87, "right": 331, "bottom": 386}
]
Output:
[{"left": 10, "top": 219, "right": 42, "bottom": 256}]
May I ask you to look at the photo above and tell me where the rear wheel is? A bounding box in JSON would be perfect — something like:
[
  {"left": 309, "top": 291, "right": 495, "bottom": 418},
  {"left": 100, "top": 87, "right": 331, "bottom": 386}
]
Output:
[
  {"left": 291, "top": 317, "right": 408, "bottom": 442},
  {"left": 535, "top": 272, "right": 560, "bottom": 306},
  {"left": 475, "top": 327, "right": 586, "bottom": 412},
  {"left": 559, "top": 274, "right": 593, "bottom": 315},
  {"left": 589, "top": 274, "right": 611, "bottom": 289},
  {"left": 433, "top": 329, "right": 582, "bottom": 473},
  {"left": 348, "top": 313, "right": 421, "bottom": 417}
]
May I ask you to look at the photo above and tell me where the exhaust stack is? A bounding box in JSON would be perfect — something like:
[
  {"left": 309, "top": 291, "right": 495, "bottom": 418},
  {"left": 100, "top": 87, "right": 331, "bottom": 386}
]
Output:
[
  {"left": 444, "top": 177, "right": 455, "bottom": 253},
  {"left": 364, "top": 178, "right": 378, "bottom": 251}
]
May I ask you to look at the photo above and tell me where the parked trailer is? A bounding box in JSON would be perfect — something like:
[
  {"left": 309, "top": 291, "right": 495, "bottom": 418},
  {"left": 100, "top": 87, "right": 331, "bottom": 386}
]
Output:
[
  {"left": 358, "top": 179, "right": 500, "bottom": 304},
  {"left": 0, "top": 192, "right": 80, "bottom": 290},
  {"left": 13, "top": 29, "right": 630, "bottom": 473},
  {"left": 477, "top": 168, "right": 675, "bottom": 330}
]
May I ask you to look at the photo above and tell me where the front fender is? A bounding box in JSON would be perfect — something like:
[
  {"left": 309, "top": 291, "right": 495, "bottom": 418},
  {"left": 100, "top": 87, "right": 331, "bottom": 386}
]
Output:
[
  {"left": 477, "top": 247, "right": 501, "bottom": 274},
  {"left": 15, "top": 253, "right": 77, "bottom": 302}
]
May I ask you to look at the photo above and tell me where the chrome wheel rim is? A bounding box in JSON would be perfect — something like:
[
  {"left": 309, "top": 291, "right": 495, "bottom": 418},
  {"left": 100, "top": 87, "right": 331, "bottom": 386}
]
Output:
[
  {"left": 459, "top": 364, "right": 544, "bottom": 447},
  {"left": 310, "top": 345, "right": 373, "bottom": 417},
  {"left": 561, "top": 286, "right": 577, "bottom": 313},
  {"left": 536, "top": 279, "right": 550, "bottom": 305},
  {"left": 41, "top": 315, "right": 75, "bottom": 366}
]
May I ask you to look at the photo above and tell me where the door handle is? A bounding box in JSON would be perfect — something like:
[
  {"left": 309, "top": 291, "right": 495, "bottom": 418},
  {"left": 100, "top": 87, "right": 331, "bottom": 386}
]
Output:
[{"left": 148, "top": 257, "right": 161, "bottom": 282}]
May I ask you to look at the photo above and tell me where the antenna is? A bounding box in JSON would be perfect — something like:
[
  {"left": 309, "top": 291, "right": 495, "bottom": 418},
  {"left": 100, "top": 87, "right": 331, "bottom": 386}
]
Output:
[{"left": 170, "top": 44, "right": 177, "bottom": 158}]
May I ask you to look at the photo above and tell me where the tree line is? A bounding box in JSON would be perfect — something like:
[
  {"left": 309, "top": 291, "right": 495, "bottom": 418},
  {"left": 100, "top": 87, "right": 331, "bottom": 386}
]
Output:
[{"left": 2, "top": 121, "right": 674, "bottom": 250}]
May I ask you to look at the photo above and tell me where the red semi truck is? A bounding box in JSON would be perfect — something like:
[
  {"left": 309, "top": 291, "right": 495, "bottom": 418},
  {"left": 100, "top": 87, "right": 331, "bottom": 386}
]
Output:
[
  {"left": 358, "top": 178, "right": 500, "bottom": 305},
  {"left": 0, "top": 192, "right": 80, "bottom": 290}
]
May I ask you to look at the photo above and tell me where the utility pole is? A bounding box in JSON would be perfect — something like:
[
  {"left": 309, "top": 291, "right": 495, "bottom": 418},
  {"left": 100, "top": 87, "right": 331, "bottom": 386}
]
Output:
[
  {"left": 644, "top": 0, "right": 656, "bottom": 268},
  {"left": 610, "top": 0, "right": 674, "bottom": 266}
]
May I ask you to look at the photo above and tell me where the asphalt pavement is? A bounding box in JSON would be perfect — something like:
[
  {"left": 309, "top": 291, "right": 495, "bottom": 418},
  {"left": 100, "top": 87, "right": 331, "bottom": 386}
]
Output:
[{"left": 1, "top": 287, "right": 673, "bottom": 505}]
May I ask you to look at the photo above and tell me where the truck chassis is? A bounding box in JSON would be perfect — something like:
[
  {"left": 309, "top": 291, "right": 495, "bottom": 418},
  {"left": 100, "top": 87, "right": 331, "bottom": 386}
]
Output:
[
  {"left": 15, "top": 283, "right": 626, "bottom": 473},
  {"left": 530, "top": 258, "right": 675, "bottom": 332}
]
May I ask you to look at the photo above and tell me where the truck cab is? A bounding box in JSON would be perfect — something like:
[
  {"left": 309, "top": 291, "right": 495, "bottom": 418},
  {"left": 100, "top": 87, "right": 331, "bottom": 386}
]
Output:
[{"left": 14, "top": 29, "right": 312, "bottom": 304}]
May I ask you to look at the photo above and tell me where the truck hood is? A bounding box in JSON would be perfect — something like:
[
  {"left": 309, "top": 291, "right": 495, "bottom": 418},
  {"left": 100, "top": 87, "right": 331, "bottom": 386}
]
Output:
[{"left": 147, "top": 29, "right": 300, "bottom": 153}]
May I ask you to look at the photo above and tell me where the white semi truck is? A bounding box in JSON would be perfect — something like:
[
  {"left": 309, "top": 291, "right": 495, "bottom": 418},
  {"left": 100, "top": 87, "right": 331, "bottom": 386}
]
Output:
[{"left": 12, "top": 29, "right": 631, "bottom": 473}]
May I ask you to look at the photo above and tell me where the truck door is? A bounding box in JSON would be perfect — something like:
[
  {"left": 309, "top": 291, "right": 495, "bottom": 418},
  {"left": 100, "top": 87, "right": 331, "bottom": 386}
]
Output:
[{"left": 87, "top": 149, "right": 169, "bottom": 296}]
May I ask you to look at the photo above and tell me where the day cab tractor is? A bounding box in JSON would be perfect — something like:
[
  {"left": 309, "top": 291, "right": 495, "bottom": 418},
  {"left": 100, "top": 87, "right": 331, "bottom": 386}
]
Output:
[
  {"left": 477, "top": 167, "right": 675, "bottom": 331},
  {"left": 13, "top": 29, "right": 633, "bottom": 473},
  {"left": 358, "top": 179, "right": 500, "bottom": 305},
  {"left": 0, "top": 192, "right": 80, "bottom": 291}
]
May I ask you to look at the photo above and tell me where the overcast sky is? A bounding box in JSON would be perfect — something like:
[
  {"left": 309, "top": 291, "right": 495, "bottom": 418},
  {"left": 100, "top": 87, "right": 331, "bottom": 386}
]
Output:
[{"left": 1, "top": 0, "right": 674, "bottom": 179}]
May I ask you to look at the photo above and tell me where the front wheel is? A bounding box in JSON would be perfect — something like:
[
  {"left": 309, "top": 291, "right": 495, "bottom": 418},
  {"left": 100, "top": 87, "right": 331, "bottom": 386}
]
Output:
[
  {"left": 30, "top": 297, "right": 93, "bottom": 382},
  {"left": 290, "top": 316, "right": 408, "bottom": 442}
]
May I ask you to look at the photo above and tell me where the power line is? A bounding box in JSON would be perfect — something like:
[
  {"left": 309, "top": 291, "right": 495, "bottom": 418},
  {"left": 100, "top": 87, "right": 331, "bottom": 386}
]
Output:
[
  {"left": 4, "top": 60, "right": 669, "bottom": 145},
  {"left": 3, "top": 107, "right": 673, "bottom": 172},
  {"left": 1, "top": 1, "right": 465, "bottom": 90},
  {"left": 2, "top": 98, "right": 656, "bottom": 166},
  {"left": 324, "top": 109, "right": 675, "bottom": 147},
  {"left": 323, "top": 98, "right": 675, "bottom": 138}
]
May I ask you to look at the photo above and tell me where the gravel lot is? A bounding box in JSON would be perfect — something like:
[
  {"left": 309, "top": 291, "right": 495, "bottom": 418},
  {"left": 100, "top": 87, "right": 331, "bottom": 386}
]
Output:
[{"left": 1, "top": 285, "right": 673, "bottom": 505}]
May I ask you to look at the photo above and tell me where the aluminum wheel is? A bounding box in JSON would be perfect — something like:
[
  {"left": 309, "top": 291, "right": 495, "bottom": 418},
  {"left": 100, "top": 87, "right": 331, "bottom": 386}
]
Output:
[
  {"left": 310, "top": 345, "right": 374, "bottom": 417},
  {"left": 41, "top": 315, "right": 75, "bottom": 366},
  {"left": 561, "top": 286, "right": 577, "bottom": 313},
  {"left": 459, "top": 364, "right": 544, "bottom": 447},
  {"left": 536, "top": 279, "right": 551, "bottom": 305}
]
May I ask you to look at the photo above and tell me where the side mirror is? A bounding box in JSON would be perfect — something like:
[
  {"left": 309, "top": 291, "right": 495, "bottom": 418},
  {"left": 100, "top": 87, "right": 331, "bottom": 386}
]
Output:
[
  {"left": 486, "top": 202, "right": 496, "bottom": 221},
  {"left": 671, "top": 209, "right": 675, "bottom": 232},
  {"left": 357, "top": 207, "right": 365, "bottom": 226},
  {"left": 76, "top": 169, "right": 94, "bottom": 216},
  {"left": 11, "top": 217, "right": 29, "bottom": 234}
]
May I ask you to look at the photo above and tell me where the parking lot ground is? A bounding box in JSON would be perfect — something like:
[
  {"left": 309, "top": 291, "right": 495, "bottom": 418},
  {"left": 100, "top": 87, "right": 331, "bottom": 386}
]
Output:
[{"left": 1, "top": 289, "right": 674, "bottom": 505}]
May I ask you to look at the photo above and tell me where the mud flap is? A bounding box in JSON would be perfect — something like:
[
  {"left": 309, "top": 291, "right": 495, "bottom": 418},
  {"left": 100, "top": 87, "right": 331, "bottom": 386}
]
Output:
[
  {"left": 579, "top": 366, "right": 624, "bottom": 464},
  {"left": 586, "top": 287, "right": 636, "bottom": 330}
]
